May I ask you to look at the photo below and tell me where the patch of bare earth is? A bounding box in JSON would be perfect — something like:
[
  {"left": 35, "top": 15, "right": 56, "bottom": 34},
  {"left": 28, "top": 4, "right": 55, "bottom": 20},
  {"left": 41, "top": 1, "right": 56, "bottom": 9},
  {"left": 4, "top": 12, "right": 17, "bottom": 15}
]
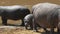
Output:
[{"left": 0, "top": 26, "right": 40, "bottom": 34}]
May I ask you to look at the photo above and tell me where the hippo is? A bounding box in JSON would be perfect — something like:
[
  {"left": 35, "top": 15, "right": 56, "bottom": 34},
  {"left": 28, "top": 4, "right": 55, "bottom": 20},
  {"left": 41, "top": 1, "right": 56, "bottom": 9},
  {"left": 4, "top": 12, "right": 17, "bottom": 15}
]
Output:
[
  {"left": 0, "top": 5, "right": 30, "bottom": 26},
  {"left": 32, "top": 3, "right": 41, "bottom": 13},
  {"left": 58, "top": 8, "right": 60, "bottom": 34},
  {"left": 32, "top": 3, "right": 60, "bottom": 34},
  {"left": 24, "top": 14, "right": 40, "bottom": 30},
  {"left": 24, "top": 14, "right": 33, "bottom": 30}
]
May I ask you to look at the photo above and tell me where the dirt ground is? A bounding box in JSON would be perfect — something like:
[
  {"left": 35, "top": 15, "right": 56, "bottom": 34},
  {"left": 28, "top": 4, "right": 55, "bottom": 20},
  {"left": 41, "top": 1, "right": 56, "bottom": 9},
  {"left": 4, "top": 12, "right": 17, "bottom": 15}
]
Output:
[
  {"left": 0, "top": 26, "right": 58, "bottom": 34},
  {"left": 0, "top": 26, "right": 41, "bottom": 34}
]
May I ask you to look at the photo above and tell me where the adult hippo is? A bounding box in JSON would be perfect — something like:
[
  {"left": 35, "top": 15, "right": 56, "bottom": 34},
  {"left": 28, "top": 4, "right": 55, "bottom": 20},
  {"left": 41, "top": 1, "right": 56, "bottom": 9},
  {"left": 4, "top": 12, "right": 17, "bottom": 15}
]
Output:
[
  {"left": 0, "top": 5, "right": 30, "bottom": 26},
  {"left": 24, "top": 14, "right": 33, "bottom": 30},
  {"left": 57, "top": 8, "right": 60, "bottom": 34},
  {"left": 32, "top": 3, "right": 41, "bottom": 13},
  {"left": 32, "top": 3, "right": 60, "bottom": 34}
]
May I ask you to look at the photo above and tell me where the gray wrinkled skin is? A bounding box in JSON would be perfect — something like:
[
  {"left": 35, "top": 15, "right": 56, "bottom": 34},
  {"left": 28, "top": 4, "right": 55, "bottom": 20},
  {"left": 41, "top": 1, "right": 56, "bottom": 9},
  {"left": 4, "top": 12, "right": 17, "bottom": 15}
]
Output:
[
  {"left": 33, "top": 3, "right": 59, "bottom": 28},
  {"left": 58, "top": 8, "right": 60, "bottom": 28},
  {"left": 32, "top": 2, "right": 60, "bottom": 33},
  {"left": 24, "top": 14, "right": 33, "bottom": 29}
]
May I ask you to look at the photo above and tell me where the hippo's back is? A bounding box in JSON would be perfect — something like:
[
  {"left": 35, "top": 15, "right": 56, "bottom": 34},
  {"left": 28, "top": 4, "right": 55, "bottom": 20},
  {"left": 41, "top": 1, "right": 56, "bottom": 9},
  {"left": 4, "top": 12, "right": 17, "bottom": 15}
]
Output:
[
  {"left": 1, "top": 5, "right": 30, "bottom": 20},
  {"left": 33, "top": 3, "right": 59, "bottom": 28}
]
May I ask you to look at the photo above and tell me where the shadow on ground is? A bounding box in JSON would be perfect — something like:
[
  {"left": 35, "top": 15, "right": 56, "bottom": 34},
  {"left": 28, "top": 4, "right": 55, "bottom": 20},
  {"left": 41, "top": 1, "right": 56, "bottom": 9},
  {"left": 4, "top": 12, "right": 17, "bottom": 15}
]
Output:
[
  {"left": 4, "top": 24, "right": 23, "bottom": 26},
  {"left": 41, "top": 32, "right": 59, "bottom": 34}
]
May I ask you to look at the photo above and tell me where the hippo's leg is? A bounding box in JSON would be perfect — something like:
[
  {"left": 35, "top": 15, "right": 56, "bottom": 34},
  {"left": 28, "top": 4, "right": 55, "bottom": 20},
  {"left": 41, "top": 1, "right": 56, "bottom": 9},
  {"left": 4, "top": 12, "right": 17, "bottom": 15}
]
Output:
[
  {"left": 57, "top": 28, "right": 60, "bottom": 34},
  {"left": 33, "top": 23, "right": 38, "bottom": 32},
  {"left": 43, "top": 28, "right": 50, "bottom": 34},
  {"left": 44, "top": 28, "right": 47, "bottom": 32},
  {"left": 50, "top": 27, "right": 54, "bottom": 34},
  {"left": 25, "top": 22, "right": 28, "bottom": 29},
  {"left": 20, "top": 19, "right": 25, "bottom": 26},
  {"left": 49, "top": 22, "right": 54, "bottom": 34},
  {"left": 33, "top": 19, "right": 38, "bottom": 32},
  {"left": 1, "top": 16, "right": 7, "bottom": 25}
]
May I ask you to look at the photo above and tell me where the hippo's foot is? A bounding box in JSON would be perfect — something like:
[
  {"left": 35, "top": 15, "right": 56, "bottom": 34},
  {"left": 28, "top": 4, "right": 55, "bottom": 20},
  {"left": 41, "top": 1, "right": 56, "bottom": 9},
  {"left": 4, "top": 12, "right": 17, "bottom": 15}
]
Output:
[
  {"left": 45, "top": 31, "right": 50, "bottom": 34},
  {"left": 29, "top": 28, "right": 33, "bottom": 30},
  {"left": 20, "top": 23, "right": 25, "bottom": 26},
  {"left": 20, "top": 24, "right": 25, "bottom": 26},
  {"left": 50, "top": 30, "right": 54, "bottom": 34},
  {"left": 58, "top": 32, "right": 60, "bottom": 34},
  {"left": 57, "top": 29, "right": 60, "bottom": 34},
  {"left": 25, "top": 27, "right": 33, "bottom": 30},
  {"left": 3, "top": 24, "right": 7, "bottom": 26},
  {"left": 27, "top": 28, "right": 33, "bottom": 30},
  {"left": 30, "top": 29, "right": 33, "bottom": 30},
  {"left": 2, "top": 23, "right": 7, "bottom": 25},
  {"left": 33, "top": 30, "right": 39, "bottom": 32}
]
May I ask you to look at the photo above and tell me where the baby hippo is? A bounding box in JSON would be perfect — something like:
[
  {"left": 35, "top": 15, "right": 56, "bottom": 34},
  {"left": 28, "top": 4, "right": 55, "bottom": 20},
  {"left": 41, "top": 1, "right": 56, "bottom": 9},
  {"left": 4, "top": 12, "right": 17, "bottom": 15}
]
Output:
[{"left": 24, "top": 14, "right": 33, "bottom": 30}]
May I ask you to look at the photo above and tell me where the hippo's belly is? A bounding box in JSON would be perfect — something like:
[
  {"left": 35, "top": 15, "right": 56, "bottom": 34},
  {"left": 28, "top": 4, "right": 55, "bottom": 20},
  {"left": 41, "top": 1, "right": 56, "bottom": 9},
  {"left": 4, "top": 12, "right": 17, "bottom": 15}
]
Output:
[
  {"left": 35, "top": 16, "right": 50, "bottom": 28},
  {"left": 5, "top": 12, "right": 22, "bottom": 20},
  {"left": 7, "top": 16, "right": 21, "bottom": 20},
  {"left": 6, "top": 15, "right": 21, "bottom": 20},
  {"left": 35, "top": 15, "right": 58, "bottom": 28}
]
